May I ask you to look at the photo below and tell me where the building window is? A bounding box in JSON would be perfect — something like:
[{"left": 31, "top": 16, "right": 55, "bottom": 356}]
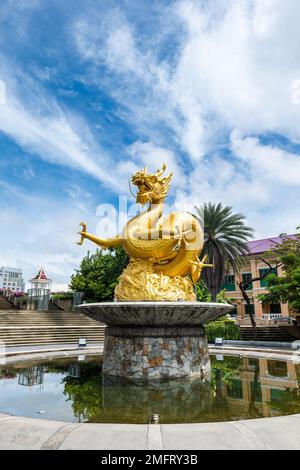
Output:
[
  {"left": 270, "top": 388, "right": 285, "bottom": 402},
  {"left": 249, "top": 358, "right": 257, "bottom": 367},
  {"left": 270, "top": 303, "right": 281, "bottom": 314},
  {"left": 267, "top": 360, "right": 288, "bottom": 378},
  {"left": 260, "top": 267, "right": 277, "bottom": 287},
  {"left": 227, "top": 379, "right": 243, "bottom": 399},
  {"left": 223, "top": 274, "right": 235, "bottom": 291},
  {"left": 242, "top": 273, "right": 253, "bottom": 290}
]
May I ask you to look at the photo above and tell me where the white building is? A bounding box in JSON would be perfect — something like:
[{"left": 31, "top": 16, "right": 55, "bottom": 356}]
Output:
[
  {"left": 27, "top": 268, "right": 52, "bottom": 310},
  {"left": 0, "top": 267, "right": 25, "bottom": 292},
  {"left": 29, "top": 268, "right": 52, "bottom": 291}
]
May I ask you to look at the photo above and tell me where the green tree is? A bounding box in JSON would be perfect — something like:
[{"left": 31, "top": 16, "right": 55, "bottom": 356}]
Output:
[
  {"left": 196, "top": 203, "right": 254, "bottom": 301},
  {"left": 63, "top": 364, "right": 103, "bottom": 421},
  {"left": 238, "top": 256, "right": 282, "bottom": 337},
  {"left": 70, "top": 247, "right": 129, "bottom": 302},
  {"left": 196, "top": 281, "right": 233, "bottom": 305},
  {"left": 258, "top": 234, "right": 300, "bottom": 314},
  {"left": 195, "top": 279, "right": 212, "bottom": 302},
  {"left": 216, "top": 289, "right": 233, "bottom": 304}
]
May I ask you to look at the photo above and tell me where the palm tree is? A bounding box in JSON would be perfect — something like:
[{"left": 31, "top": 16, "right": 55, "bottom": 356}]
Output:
[{"left": 195, "top": 203, "right": 254, "bottom": 301}]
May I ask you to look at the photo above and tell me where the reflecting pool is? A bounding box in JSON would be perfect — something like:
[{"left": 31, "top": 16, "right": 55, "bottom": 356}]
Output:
[{"left": 0, "top": 354, "right": 299, "bottom": 424}]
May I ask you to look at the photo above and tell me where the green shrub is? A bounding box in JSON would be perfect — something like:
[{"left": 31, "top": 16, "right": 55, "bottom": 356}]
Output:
[
  {"left": 196, "top": 281, "right": 235, "bottom": 306},
  {"left": 195, "top": 280, "right": 212, "bottom": 302},
  {"left": 205, "top": 321, "right": 240, "bottom": 343},
  {"left": 52, "top": 292, "right": 73, "bottom": 301}
]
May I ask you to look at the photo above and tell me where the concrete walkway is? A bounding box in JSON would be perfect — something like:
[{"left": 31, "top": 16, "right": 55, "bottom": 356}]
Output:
[
  {"left": 0, "top": 412, "right": 300, "bottom": 450},
  {"left": 0, "top": 344, "right": 103, "bottom": 365}
]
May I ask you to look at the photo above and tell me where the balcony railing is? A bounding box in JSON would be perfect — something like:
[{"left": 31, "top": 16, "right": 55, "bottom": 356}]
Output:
[{"left": 262, "top": 313, "right": 283, "bottom": 320}]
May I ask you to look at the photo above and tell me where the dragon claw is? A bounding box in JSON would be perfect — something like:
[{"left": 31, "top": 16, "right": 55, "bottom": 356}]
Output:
[
  {"left": 76, "top": 222, "right": 87, "bottom": 246},
  {"left": 189, "top": 256, "right": 214, "bottom": 284}
]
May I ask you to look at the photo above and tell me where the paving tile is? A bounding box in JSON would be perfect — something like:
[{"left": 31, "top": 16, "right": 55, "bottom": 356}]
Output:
[
  {"left": 59, "top": 423, "right": 148, "bottom": 450},
  {"left": 0, "top": 417, "right": 65, "bottom": 450}
]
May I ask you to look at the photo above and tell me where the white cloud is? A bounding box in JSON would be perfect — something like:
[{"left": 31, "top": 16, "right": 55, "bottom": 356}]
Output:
[
  {"left": 0, "top": 181, "right": 98, "bottom": 289},
  {"left": 72, "top": 10, "right": 187, "bottom": 156},
  {"left": 71, "top": 1, "right": 299, "bottom": 167},
  {"left": 0, "top": 58, "right": 128, "bottom": 192},
  {"left": 72, "top": 0, "right": 300, "bottom": 239},
  {"left": 127, "top": 141, "right": 187, "bottom": 189},
  {"left": 231, "top": 130, "right": 300, "bottom": 186},
  {"left": 1, "top": 0, "right": 300, "bottom": 288},
  {"left": 173, "top": 0, "right": 300, "bottom": 140}
]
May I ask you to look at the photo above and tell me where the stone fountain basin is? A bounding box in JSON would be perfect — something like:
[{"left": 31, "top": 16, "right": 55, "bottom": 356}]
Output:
[{"left": 77, "top": 301, "right": 233, "bottom": 326}]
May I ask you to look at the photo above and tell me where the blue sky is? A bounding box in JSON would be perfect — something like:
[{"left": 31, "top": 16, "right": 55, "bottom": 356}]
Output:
[{"left": 0, "top": 0, "right": 300, "bottom": 288}]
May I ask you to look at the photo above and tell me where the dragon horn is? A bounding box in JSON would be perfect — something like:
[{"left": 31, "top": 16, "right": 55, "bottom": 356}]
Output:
[
  {"left": 161, "top": 172, "right": 173, "bottom": 184},
  {"left": 154, "top": 162, "right": 167, "bottom": 178}
]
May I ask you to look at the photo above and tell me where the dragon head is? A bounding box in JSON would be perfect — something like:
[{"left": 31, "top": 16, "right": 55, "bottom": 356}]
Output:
[{"left": 131, "top": 163, "right": 173, "bottom": 205}]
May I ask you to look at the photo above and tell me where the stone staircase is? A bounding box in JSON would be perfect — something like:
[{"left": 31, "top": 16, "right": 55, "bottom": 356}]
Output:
[
  {"left": 48, "top": 298, "right": 73, "bottom": 311},
  {"left": 0, "top": 311, "right": 106, "bottom": 348},
  {"left": 240, "top": 326, "right": 296, "bottom": 342}
]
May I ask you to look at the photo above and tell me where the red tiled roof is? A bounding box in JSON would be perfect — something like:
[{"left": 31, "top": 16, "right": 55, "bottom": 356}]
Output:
[
  {"left": 31, "top": 268, "right": 50, "bottom": 281},
  {"left": 247, "top": 234, "right": 298, "bottom": 255}
]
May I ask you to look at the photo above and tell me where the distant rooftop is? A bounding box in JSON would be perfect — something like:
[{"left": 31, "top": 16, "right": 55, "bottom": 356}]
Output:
[
  {"left": 0, "top": 266, "right": 23, "bottom": 272},
  {"left": 247, "top": 234, "right": 298, "bottom": 255}
]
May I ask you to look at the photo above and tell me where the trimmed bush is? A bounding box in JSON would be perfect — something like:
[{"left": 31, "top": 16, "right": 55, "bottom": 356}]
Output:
[{"left": 205, "top": 321, "right": 240, "bottom": 343}]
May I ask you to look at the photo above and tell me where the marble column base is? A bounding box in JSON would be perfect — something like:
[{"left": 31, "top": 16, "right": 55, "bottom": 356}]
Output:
[{"left": 103, "top": 326, "right": 211, "bottom": 382}]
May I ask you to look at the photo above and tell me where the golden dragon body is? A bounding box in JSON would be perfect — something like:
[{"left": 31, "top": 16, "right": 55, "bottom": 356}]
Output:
[{"left": 77, "top": 164, "right": 211, "bottom": 301}]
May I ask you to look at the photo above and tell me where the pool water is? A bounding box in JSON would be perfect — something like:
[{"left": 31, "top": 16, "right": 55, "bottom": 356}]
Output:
[{"left": 0, "top": 354, "right": 300, "bottom": 424}]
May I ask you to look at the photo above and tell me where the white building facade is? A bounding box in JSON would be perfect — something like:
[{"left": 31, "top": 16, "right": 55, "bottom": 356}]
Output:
[
  {"left": 29, "top": 268, "right": 52, "bottom": 291},
  {"left": 27, "top": 268, "right": 52, "bottom": 310},
  {"left": 0, "top": 267, "right": 25, "bottom": 292}
]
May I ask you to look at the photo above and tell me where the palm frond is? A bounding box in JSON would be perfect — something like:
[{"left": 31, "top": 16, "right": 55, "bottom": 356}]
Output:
[{"left": 196, "top": 202, "right": 254, "bottom": 300}]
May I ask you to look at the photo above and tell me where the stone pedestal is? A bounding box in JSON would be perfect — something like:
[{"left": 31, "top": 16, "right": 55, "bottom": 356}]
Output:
[
  {"left": 103, "top": 326, "right": 210, "bottom": 381},
  {"left": 78, "top": 301, "right": 233, "bottom": 382}
]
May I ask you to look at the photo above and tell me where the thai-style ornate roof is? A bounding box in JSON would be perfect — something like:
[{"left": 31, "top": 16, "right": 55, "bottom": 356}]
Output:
[{"left": 30, "top": 268, "right": 50, "bottom": 282}]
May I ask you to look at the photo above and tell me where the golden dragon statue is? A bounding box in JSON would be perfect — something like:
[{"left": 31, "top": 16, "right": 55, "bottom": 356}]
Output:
[{"left": 77, "top": 164, "right": 212, "bottom": 301}]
